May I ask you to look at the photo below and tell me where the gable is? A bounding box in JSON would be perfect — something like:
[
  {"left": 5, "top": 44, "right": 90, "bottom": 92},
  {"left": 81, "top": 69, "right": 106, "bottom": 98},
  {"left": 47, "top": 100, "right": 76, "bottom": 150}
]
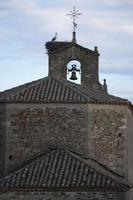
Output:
[
  {"left": 0, "top": 76, "right": 130, "bottom": 105},
  {"left": 0, "top": 77, "right": 88, "bottom": 103},
  {"left": 0, "top": 148, "right": 128, "bottom": 192}
]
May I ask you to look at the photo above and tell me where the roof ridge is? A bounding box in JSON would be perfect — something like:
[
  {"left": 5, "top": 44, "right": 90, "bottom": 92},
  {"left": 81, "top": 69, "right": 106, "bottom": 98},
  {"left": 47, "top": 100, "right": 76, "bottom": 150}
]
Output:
[
  {"left": 0, "top": 147, "right": 129, "bottom": 191},
  {"left": 53, "top": 78, "right": 90, "bottom": 101},
  {"left": 63, "top": 149, "right": 127, "bottom": 184},
  {"left": 0, "top": 76, "right": 49, "bottom": 96},
  {"left": 52, "top": 77, "right": 131, "bottom": 105},
  {"left": 78, "top": 86, "right": 129, "bottom": 101},
  {"left": 0, "top": 76, "right": 88, "bottom": 103},
  {"left": 87, "top": 157, "right": 124, "bottom": 178},
  {"left": 2, "top": 147, "right": 126, "bottom": 185},
  {"left": 0, "top": 76, "right": 132, "bottom": 105}
]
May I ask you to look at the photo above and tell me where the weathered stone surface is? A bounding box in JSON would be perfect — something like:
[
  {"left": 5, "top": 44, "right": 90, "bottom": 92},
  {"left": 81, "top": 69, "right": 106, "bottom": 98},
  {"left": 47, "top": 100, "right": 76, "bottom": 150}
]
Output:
[
  {"left": 0, "top": 104, "right": 6, "bottom": 177},
  {"left": 88, "top": 105, "right": 128, "bottom": 176},
  {"left": 0, "top": 191, "right": 124, "bottom": 200},
  {"left": 46, "top": 42, "right": 102, "bottom": 90},
  {"left": 5, "top": 104, "right": 88, "bottom": 172},
  {"left": 0, "top": 36, "right": 133, "bottom": 200},
  {"left": 3, "top": 102, "right": 133, "bottom": 182}
]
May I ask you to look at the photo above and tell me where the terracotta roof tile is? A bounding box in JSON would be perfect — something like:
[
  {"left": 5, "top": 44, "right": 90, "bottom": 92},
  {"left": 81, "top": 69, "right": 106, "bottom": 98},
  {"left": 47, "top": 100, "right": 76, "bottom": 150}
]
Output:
[
  {"left": 0, "top": 76, "right": 131, "bottom": 105},
  {"left": 0, "top": 148, "right": 128, "bottom": 192}
]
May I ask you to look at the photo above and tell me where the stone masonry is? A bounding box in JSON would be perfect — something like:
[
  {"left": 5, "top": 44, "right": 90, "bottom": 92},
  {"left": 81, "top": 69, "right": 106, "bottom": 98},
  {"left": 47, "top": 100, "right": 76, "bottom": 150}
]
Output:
[
  {"left": 46, "top": 42, "right": 102, "bottom": 90},
  {"left": 0, "top": 191, "right": 125, "bottom": 200},
  {"left": 0, "top": 38, "right": 132, "bottom": 200},
  {"left": 0, "top": 104, "right": 6, "bottom": 177},
  {"left": 4, "top": 102, "right": 133, "bottom": 181},
  {"left": 88, "top": 104, "right": 133, "bottom": 179},
  {"left": 90, "top": 109, "right": 126, "bottom": 175},
  {"left": 5, "top": 104, "right": 88, "bottom": 172}
]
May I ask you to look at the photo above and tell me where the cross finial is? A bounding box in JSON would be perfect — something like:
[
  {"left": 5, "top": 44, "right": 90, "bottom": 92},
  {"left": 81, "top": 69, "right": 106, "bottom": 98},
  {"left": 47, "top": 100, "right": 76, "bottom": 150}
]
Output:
[{"left": 67, "top": 7, "right": 82, "bottom": 43}]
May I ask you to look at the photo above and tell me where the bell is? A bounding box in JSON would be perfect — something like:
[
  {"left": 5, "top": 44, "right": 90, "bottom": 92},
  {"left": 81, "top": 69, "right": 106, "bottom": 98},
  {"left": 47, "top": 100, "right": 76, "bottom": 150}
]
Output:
[{"left": 70, "top": 71, "right": 77, "bottom": 80}]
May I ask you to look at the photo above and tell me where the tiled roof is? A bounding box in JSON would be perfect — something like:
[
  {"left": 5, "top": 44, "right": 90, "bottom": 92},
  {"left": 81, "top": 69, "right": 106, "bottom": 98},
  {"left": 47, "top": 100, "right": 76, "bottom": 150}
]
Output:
[
  {"left": 0, "top": 76, "right": 131, "bottom": 105},
  {"left": 0, "top": 148, "right": 128, "bottom": 192},
  {"left": 0, "top": 77, "right": 88, "bottom": 103}
]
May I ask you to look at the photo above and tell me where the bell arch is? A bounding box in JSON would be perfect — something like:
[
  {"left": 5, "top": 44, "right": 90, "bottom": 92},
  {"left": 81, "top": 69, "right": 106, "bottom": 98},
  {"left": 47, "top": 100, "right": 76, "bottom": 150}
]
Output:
[
  {"left": 67, "top": 60, "right": 81, "bottom": 84},
  {"left": 46, "top": 42, "right": 102, "bottom": 90}
]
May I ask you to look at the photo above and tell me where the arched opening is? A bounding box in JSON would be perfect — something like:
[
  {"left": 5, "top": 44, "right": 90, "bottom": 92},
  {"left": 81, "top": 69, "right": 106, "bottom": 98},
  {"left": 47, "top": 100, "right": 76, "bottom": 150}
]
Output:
[{"left": 67, "top": 60, "right": 81, "bottom": 84}]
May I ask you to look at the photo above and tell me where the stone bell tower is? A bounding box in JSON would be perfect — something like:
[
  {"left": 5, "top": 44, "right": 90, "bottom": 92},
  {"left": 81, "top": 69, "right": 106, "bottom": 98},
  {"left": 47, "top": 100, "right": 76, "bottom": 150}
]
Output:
[
  {"left": 46, "top": 7, "right": 102, "bottom": 90},
  {"left": 46, "top": 42, "right": 102, "bottom": 90}
]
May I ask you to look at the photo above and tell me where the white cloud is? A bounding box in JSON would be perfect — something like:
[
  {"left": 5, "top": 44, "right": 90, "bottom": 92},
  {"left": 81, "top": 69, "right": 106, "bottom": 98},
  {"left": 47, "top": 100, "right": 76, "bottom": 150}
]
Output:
[
  {"left": 100, "top": 74, "right": 133, "bottom": 102},
  {"left": 100, "top": 57, "right": 133, "bottom": 75},
  {"left": 8, "top": 0, "right": 69, "bottom": 33},
  {"left": 121, "top": 25, "right": 133, "bottom": 35}
]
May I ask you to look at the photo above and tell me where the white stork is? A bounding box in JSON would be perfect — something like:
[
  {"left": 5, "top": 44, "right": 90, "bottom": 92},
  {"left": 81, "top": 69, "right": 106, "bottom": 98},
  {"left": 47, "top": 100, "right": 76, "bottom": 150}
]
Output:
[{"left": 52, "top": 33, "right": 57, "bottom": 42}]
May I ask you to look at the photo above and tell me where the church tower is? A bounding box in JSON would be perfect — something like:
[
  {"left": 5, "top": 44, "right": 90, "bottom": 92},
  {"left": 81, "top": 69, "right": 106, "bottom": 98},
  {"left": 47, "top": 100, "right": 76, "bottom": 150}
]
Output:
[
  {"left": 46, "top": 7, "right": 102, "bottom": 91},
  {"left": 46, "top": 41, "right": 102, "bottom": 90}
]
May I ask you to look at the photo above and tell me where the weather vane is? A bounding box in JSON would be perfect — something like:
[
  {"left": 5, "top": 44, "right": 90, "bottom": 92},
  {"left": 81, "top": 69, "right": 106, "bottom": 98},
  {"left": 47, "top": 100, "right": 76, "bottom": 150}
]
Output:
[{"left": 67, "top": 7, "right": 82, "bottom": 43}]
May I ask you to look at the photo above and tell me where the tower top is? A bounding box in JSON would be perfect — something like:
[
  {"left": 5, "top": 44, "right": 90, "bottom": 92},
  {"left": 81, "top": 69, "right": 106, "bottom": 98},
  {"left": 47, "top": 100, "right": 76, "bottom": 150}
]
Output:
[{"left": 67, "top": 7, "right": 82, "bottom": 43}]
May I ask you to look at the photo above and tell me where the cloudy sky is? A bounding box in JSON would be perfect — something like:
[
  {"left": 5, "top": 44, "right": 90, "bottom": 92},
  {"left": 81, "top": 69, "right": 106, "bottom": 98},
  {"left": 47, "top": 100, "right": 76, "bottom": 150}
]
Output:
[{"left": 0, "top": 0, "right": 133, "bottom": 102}]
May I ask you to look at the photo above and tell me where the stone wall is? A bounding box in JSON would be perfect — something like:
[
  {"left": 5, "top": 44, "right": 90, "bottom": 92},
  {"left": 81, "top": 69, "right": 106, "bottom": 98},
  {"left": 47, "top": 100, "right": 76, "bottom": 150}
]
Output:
[
  {"left": 0, "top": 104, "right": 6, "bottom": 177},
  {"left": 48, "top": 44, "right": 102, "bottom": 90},
  {"left": 0, "top": 191, "right": 125, "bottom": 200},
  {"left": 88, "top": 104, "right": 132, "bottom": 177},
  {"left": 5, "top": 103, "right": 88, "bottom": 172},
  {"left": 3, "top": 102, "right": 133, "bottom": 194}
]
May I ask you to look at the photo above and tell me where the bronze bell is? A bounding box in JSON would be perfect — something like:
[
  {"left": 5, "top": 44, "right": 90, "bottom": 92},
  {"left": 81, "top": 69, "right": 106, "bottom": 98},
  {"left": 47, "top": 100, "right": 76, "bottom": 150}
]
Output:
[
  {"left": 70, "top": 71, "right": 77, "bottom": 80},
  {"left": 68, "top": 64, "right": 80, "bottom": 81}
]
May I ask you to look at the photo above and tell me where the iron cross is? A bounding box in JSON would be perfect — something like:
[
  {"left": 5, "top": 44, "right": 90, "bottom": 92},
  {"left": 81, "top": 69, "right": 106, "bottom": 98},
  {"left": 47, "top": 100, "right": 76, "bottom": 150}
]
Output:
[{"left": 67, "top": 7, "right": 82, "bottom": 32}]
